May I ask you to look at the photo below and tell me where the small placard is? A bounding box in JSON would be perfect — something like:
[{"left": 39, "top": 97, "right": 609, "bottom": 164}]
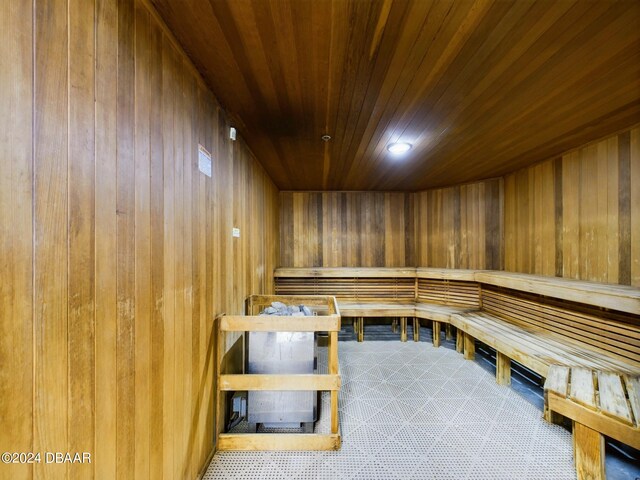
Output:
[
  {"left": 198, "top": 144, "right": 212, "bottom": 177},
  {"left": 232, "top": 227, "right": 240, "bottom": 238}
]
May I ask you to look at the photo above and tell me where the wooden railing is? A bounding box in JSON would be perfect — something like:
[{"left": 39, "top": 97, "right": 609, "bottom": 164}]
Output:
[{"left": 215, "top": 295, "right": 341, "bottom": 451}]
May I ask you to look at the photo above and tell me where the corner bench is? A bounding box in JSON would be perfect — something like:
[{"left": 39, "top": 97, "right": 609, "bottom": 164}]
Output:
[
  {"left": 415, "top": 268, "right": 481, "bottom": 346},
  {"left": 274, "top": 266, "right": 640, "bottom": 479},
  {"left": 450, "top": 273, "right": 639, "bottom": 480},
  {"left": 275, "top": 267, "right": 482, "bottom": 342}
]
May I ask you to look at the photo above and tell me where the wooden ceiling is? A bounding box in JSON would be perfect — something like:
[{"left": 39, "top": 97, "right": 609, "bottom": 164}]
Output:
[{"left": 151, "top": 0, "right": 640, "bottom": 191}]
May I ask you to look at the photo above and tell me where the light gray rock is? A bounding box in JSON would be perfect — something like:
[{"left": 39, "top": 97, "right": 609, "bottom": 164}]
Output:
[
  {"left": 259, "top": 302, "right": 312, "bottom": 316},
  {"left": 271, "top": 301, "right": 287, "bottom": 310}
]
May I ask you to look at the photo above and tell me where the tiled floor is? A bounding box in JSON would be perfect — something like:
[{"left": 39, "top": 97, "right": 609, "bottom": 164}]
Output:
[{"left": 204, "top": 340, "right": 577, "bottom": 479}]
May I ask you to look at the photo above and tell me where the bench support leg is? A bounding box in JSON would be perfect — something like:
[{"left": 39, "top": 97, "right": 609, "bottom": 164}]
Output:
[
  {"left": 445, "top": 324, "right": 453, "bottom": 341},
  {"left": 413, "top": 318, "right": 420, "bottom": 342},
  {"left": 496, "top": 352, "right": 511, "bottom": 385},
  {"left": 573, "top": 421, "right": 605, "bottom": 480},
  {"left": 400, "top": 317, "right": 407, "bottom": 342},
  {"left": 463, "top": 333, "right": 475, "bottom": 360},
  {"left": 391, "top": 318, "right": 398, "bottom": 333},
  {"left": 543, "top": 404, "right": 564, "bottom": 425},
  {"left": 432, "top": 321, "right": 441, "bottom": 348},
  {"left": 357, "top": 317, "right": 364, "bottom": 342},
  {"left": 455, "top": 330, "right": 464, "bottom": 353},
  {"left": 352, "top": 318, "right": 357, "bottom": 334}
]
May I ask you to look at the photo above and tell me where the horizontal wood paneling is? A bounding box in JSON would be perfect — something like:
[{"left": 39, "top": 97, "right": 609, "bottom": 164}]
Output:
[
  {"left": 415, "top": 179, "right": 504, "bottom": 270},
  {"left": 279, "top": 192, "right": 414, "bottom": 267},
  {"left": 0, "top": 1, "right": 278, "bottom": 479},
  {"left": 505, "top": 126, "right": 640, "bottom": 287}
]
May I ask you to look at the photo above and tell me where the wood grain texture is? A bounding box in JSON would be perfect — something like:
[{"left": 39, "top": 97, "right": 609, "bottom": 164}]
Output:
[
  {"left": 34, "top": 1, "right": 69, "bottom": 479},
  {"left": 68, "top": 0, "right": 97, "bottom": 478},
  {"left": 95, "top": 0, "right": 119, "bottom": 477},
  {"left": 505, "top": 126, "right": 640, "bottom": 286},
  {"left": 415, "top": 178, "right": 503, "bottom": 270},
  {"left": 150, "top": 0, "right": 640, "bottom": 191},
  {"left": 279, "top": 192, "right": 414, "bottom": 267},
  {"left": 0, "top": 1, "right": 33, "bottom": 479},
  {"left": 1, "top": 0, "right": 279, "bottom": 478}
]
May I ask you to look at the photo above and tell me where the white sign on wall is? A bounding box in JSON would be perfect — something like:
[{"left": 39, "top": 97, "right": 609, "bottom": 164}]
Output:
[{"left": 198, "top": 144, "right": 212, "bottom": 177}]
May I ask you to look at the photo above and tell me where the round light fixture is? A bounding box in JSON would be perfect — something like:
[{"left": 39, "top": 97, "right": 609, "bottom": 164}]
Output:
[
  {"left": 321, "top": 134, "right": 332, "bottom": 142},
  {"left": 387, "top": 142, "right": 412, "bottom": 155}
]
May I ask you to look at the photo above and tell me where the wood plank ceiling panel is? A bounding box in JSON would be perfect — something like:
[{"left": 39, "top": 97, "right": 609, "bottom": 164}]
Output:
[{"left": 151, "top": 0, "right": 640, "bottom": 191}]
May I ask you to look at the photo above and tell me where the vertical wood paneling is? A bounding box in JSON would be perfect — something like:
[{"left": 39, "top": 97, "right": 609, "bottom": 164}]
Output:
[
  {"left": 631, "top": 128, "right": 640, "bottom": 286},
  {"left": 134, "top": 4, "right": 151, "bottom": 479},
  {"left": 618, "top": 132, "right": 631, "bottom": 284},
  {"left": 115, "top": 0, "right": 136, "bottom": 477},
  {"left": 279, "top": 192, "right": 414, "bottom": 267},
  {"left": 94, "top": 0, "right": 118, "bottom": 477},
  {"left": 504, "top": 162, "right": 556, "bottom": 275},
  {"left": 2, "top": 1, "right": 279, "bottom": 479},
  {"left": 148, "top": 11, "right": 164, "bottom": 479},
  {"left": 414, "top": 179, "right": 503, "bottom": 270},
  {"left": 68, "top": 0, "right": 96, "bottom": 478},
  {"left": 504, "top": 126, "right": 639, "bottom": 286},
  {"left": 0, "top": 1, "right": 33, "bottom": 479},
  {"left": 160, "top": 32, "right": 176, "bottom": 480},
  {"left": 34, "top": 2, "right": 69, "bottom": 480}
]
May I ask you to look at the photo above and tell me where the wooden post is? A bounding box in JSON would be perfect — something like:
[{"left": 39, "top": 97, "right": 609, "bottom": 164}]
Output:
[
  {"left": 455, "top": 330, "right": 464, "bottom": 353},
  {"left": 573, "top": 422, "right": 605, "bottom": 480},
  {"left": 445, "top": 324, "right": 454, "bottom": 341},
  {"left": 215, "top": 315, "right": 226, "bottom": 447},
  {"left": 400, "top": 317, "right": 407, "bottom": 342},
  {"left": 391, "top": 318, "right": 398, "bottom": 333},
  {"left": 352, "top": 318, "right": 357, "bottom": 334},
  {"left": 496, "top": 352, "right": 511, "bottom": 385},
  {"left": 413, "top": 318, "right": 420, "bottom": 342},
  {"left": 357, "top": 317, "right": 364, "bottom": 342},
  {"left": 463, "top": 333, "right": 475, "bottom": 360},
  {"left": 328, "top": 331, "right": 339, "bottom": 435},
  {"left": 432, "top": 321, "right": 441, "bottom": 348}
]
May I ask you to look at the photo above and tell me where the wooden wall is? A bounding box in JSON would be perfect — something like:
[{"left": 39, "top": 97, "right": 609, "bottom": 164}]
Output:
[
  {"left": 0, "top": 1, "right": 278, "bottom": 479},
  {"left": 280, "top": 126, "right": 638, "bottom": 288},
  {"left": 279, "top": 192, "right": 414, "bottom": 267},
  {"left": 505, "top": 126, "right": 640, "bottom": 286},
  {"left": 414, "top": 179, "right": 504, "bottom": 270}
]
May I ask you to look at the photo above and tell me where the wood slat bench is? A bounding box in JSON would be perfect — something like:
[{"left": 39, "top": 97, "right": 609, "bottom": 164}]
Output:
[
  {"left": 544, "top": 365, "right": 640, "bottom": 479},
  {"left": 451, "top": 275, "right": 640, "bottom": 382},
  {"left": 415, "top": 268, "right": 481, "bottom": 346},
  {"left": 449, "top": 273, "right": 639, "bottom": 479},
  {"left": 275, "top": 268, "right": 418, "bottom": 341},
  {"left": 274, "top": 267, "right": 640, "bottom": 478}
]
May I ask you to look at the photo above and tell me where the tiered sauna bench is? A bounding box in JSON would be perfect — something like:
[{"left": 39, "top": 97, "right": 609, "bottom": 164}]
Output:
[{"left": 274, "top": 267, "right": 640, "bottom": 479}]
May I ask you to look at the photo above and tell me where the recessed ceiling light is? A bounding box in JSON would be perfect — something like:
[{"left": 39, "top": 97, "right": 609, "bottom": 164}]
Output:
[
  {"left": 321, "top": 134, "right": 331, "bottom": 142},
  {"left": 387, "top": 142, "right": 412, "bottom": 155}
]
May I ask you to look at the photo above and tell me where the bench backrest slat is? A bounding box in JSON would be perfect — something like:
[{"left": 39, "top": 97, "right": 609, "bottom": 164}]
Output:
[
  {"left": 417, "top": 279, "right": 480, "bottom": 307},
  {"left": 481, "top": 286, "right": 640, "bottom": 366},
  {"left": 275, "top": 276, "right": 415, "bottom": 300}
]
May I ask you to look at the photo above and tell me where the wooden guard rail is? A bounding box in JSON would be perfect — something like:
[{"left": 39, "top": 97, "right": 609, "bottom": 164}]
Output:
[{"left": 215, "top": 295, "right": 341, "bottom": 451}]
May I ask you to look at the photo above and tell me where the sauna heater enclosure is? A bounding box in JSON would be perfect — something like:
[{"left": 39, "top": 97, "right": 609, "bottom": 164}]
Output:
[{"left": 246, "top": 331, "right": 318, "bottom": 432}]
